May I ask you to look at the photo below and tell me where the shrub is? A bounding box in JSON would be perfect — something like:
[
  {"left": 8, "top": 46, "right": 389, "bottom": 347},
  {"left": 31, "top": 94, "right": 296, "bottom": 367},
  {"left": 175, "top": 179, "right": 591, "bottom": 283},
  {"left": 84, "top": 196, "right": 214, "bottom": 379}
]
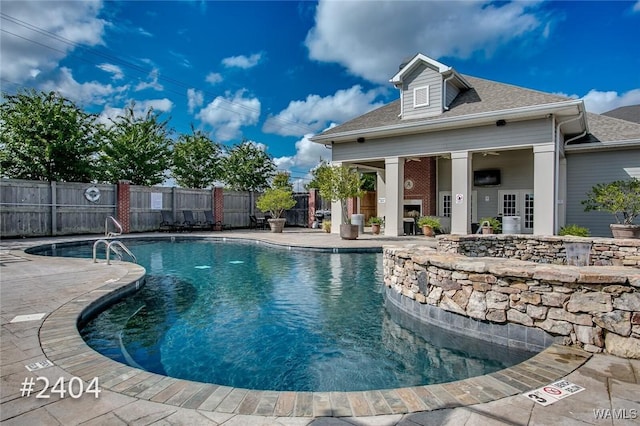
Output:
[
  {"left": 256, "top": 188, "right": 296, "bottom": 219},
  {"left": 559, "top": 224, "right": 590, "bottom": 237},
  {"left": 417, "top": 216, "right": 440, "bottom": 230},
  {"left": 480, "top": 217, "right": 502, "bottom": 233},
  {"left": 368, "top": 217, "right": 383, "bottom": 225},
  {"left": 582, "top": 178, "right": 640, "bottom": 225}
]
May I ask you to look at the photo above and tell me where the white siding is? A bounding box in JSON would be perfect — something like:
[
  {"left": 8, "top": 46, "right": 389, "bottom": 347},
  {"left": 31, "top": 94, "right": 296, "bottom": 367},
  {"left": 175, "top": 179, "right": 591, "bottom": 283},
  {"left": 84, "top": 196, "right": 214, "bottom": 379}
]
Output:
[
  {"left": 565, "top": 149, "right": 640, "bottom": 237},
  {"left": 402, "top": 64, "right": 442, "bottom": 119},
  {"left": 333, "top": 118, "right": 553, "bottom": 162}
]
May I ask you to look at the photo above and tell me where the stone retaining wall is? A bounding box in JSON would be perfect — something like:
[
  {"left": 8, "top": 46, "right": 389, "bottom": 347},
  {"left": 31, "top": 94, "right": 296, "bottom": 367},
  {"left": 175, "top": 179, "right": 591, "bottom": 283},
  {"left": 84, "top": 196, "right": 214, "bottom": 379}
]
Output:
[
  {"left": 437, "top": 235, "right": 640, "bottom": 267},
  {"left": 384, "top": 246, "right": 640, "bottom": 359}
]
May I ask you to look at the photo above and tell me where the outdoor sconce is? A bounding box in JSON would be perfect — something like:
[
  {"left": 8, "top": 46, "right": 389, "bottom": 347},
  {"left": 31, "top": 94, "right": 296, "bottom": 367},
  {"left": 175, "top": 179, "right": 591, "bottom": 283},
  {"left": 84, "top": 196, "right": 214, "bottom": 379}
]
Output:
[
  {"left": 496, "top": 119, "right": 506, "bottom": 127},
  {"left": 357, "top": 137, "right": 366, "bottom": 143}
]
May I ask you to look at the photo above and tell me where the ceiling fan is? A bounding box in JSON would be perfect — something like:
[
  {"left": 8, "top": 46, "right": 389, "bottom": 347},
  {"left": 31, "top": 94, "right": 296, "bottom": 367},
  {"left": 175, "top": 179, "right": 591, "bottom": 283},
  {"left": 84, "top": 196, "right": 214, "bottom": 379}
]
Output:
[{"left": 482, "top": 151, "right": 500, "bottom": 156}]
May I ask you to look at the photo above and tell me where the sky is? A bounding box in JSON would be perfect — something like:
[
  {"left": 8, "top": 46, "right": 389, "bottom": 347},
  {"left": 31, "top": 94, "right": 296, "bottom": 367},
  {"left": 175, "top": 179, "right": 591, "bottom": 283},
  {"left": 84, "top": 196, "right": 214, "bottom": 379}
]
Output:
[{"left": 1, "top": 0, "right": 640, "bottom": 188}]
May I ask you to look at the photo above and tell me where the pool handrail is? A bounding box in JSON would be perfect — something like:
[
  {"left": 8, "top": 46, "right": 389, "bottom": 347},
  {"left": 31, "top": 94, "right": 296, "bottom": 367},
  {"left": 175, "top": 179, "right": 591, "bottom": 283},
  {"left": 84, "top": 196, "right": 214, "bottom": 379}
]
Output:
[
  {"left": 93, "top": 239, "right": 137, "bottom": 265},
  {"left": 105, "top": 216, "right": 123, "bottom": 237}
]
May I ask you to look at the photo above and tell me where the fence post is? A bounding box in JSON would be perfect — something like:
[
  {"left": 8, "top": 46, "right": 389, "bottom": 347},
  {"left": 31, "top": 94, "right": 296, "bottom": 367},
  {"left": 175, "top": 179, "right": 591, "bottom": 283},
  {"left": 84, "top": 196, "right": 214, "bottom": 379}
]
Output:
[
  {"left": 117, "top": 180, "right": 131, "bottom": 233},
  {"left": 50, "top": 181, "right": 57, "bottom": 236},
  {"left": 213, "top": 186, "right": 224, "bottom": 225}
]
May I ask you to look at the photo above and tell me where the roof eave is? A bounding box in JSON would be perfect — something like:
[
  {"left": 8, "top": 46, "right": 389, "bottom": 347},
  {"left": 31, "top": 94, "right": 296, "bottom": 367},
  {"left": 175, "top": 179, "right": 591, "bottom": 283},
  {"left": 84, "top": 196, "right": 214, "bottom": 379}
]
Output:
[{"left": 311, "top": 99, "right": 585, "bottom": 143}]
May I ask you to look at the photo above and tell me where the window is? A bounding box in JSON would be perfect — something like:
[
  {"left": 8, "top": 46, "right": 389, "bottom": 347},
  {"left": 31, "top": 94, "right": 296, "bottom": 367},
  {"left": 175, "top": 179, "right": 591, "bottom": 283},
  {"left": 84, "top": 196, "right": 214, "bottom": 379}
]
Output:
[{"left": 413, "top": 86, "right": 429, "bottom": 108}]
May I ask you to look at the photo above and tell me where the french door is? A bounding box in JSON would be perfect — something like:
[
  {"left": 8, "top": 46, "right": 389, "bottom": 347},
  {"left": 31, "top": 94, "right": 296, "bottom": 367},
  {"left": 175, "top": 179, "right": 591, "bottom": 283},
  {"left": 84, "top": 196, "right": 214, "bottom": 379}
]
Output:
[{"left": 498, "top": 190, "right": 534, "bottom": 233}]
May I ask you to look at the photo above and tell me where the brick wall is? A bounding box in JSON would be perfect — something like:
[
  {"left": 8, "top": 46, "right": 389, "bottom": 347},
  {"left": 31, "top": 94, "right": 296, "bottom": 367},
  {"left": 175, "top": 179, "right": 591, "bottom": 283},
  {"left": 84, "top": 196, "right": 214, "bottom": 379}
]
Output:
[
  {"left": 403, "top": 157, "right": 436, "bottom": 215},
  {"left": 116, "top": 180, "right": 130, "bottom": 233}
]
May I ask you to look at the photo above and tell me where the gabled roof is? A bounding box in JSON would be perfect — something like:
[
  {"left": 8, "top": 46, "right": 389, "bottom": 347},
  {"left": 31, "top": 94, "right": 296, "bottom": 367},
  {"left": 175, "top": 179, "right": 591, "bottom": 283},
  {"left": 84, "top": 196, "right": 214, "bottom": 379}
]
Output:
[
  {"left": 311, "top": 75, "right": 640, "bottom": 145},
  {"left": 602, "top": 105, "right": 640, "bottom": 124},
  {"left": 389, "top": 53, "right": 471, "bottom": 90}
]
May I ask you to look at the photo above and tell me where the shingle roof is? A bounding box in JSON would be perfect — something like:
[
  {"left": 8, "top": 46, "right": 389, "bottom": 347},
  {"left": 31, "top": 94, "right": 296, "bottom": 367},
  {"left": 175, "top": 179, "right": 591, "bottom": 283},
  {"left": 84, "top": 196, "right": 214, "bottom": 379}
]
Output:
[
  {"left": 317, "top": 76, "right": 640, "bottom": 143},
  {"left": 601, "top": 105, "right": 640, "bottom": 124}
]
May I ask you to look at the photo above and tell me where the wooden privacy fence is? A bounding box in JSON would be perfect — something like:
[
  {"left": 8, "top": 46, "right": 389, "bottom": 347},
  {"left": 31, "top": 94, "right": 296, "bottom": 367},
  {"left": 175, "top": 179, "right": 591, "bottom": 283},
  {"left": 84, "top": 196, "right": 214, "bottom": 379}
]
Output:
[{"left": 0, "top": 178, "right": 312, "bottom": 237}]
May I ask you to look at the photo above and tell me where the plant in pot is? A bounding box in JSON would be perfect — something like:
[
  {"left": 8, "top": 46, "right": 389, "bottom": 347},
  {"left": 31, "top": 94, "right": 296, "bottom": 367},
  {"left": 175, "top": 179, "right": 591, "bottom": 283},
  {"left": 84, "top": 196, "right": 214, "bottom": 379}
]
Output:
[
  {"left": 321, "top": 220, "right": 331, "bottom": 233},
  {"left": 480, "top": 217, "right": 502, "bottom": 234},
  {"left": 417, "top": 216, "right": 440, "bottom": 237},
  {"left": 369, "top": 217, "right": 383, "bottom": 235},
  {"left": 313, "top": 163, "right": 364, "bottom": 239},
  {"left": 582, "top": 178, "right": 640, "bottom": 239},
  {"left": 255, "top": 187, "right": 296, "bottom": 233}
]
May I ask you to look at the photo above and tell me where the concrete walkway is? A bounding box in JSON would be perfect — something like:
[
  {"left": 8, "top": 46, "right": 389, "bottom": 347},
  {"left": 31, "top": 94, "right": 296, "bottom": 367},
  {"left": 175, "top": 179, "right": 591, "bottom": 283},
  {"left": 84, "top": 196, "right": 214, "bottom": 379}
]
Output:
[{"left": 1, "top": 230, "right": 638, "bottom": 425}]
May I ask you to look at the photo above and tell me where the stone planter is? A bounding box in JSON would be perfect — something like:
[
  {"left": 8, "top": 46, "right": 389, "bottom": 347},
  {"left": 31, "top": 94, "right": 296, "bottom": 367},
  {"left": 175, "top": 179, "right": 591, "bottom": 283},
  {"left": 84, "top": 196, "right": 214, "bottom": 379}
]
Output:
[
  {"left": 340, "top": 224, "right": 359, "bottom": 240},
  {"left": 267, "top": 218, "right": 286, "bottom": 233},
  {"left": 482, "top": 226, "right": 494, "bottom": 234},
  {"left": 371, "top": 223, "right": 381, "bottom": 235},
  {"left": 610, "top": 224, "right": 640, "bottom": 239}
]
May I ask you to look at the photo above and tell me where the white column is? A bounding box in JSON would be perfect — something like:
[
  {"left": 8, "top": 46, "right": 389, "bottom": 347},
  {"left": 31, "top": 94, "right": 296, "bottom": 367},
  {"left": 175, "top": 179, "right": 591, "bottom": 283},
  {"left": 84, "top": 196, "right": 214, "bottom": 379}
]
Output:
[
  {"left": 450, "top": 151, "right": 471, "bottom": 234},
  {"left": 330, "top": 161, "right": 343, "bottom": 234},
  {"left": 533, "top": 143, "right": 556, "bottom": 235},
  {"left": 376, "top": 170, "right": 386, "bottom": 222},
  {"left": 384, "top": 157, "right": 403, "bottom": 236},
  {"left": 557, "top": 156, "right": 567, "bottom": 232}
]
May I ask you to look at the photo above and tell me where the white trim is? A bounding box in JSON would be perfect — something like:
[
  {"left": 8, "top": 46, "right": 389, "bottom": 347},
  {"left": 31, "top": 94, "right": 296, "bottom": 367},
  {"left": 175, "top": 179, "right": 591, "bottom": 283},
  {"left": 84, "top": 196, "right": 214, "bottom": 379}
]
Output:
[
  {"left": 390, "top": 53, "right": 451, "bottom": 84},
  {"left": 311, "top": 99, "right": 585, "bottom": 143},
  {"left": 413, "top": 85, "right": 429, "bottom": 108}
]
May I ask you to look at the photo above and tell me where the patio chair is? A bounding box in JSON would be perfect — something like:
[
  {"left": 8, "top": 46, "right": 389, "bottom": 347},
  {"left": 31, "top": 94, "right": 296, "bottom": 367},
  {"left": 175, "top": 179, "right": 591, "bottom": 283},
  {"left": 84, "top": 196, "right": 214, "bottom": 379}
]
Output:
[
  {"left": 204, "top": 210, "right": 229, "bottom": 231},
  {"left": 160, "top": 210, "right": 185, "bottom": 232},
  {"left": 182, "top": 210, "right": 203, "bottom": 231}
]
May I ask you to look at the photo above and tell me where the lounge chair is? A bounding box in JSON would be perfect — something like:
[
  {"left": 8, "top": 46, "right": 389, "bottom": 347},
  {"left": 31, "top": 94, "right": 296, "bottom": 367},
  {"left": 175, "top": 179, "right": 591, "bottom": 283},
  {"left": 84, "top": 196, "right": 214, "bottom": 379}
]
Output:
[
  {"left": 182, "top": 210, "right": 203, "bottom": 231},
  {"left": 160, "top": 210, "right": 185, "bottom": 232},
  {"left": 250, "top": 215, "right": 267, "bottom": 230},
  {"left": 204, "top": 210, "right": 229, "bottom": 231}
]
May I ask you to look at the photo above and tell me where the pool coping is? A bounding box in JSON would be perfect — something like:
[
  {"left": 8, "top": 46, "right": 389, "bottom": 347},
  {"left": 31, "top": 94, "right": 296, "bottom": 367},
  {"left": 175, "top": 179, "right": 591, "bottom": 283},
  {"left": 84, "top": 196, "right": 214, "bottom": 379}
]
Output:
[{"left": 37, "top": 235, "right": 593, "bottom": 418}]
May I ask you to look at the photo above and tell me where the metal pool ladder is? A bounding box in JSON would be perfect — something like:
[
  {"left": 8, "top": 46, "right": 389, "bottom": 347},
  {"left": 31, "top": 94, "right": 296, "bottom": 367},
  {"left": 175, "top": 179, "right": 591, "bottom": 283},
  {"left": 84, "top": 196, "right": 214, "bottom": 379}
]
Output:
[
  {"left": 93, "top": 239, "right": 137, "bottom": 265},
  {"left": 105, "top": 216, "right": 123, "bottom": 237},
  {"left": 94, "top": 216, "right": 135, "bottom": 264}
]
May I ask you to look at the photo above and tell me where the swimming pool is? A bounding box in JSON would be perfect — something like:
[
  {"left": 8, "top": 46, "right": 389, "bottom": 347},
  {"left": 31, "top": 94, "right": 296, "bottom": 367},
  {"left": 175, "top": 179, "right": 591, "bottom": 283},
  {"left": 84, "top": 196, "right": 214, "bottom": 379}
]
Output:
[{"left": 33, "top": 238, "right": 536, "bottom": 392}]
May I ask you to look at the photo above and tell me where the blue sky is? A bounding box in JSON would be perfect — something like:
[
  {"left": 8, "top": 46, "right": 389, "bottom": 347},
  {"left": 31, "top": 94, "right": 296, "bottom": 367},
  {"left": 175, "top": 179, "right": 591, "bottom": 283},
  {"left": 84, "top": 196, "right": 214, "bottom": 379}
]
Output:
[{"left": 2, "top": 0, "right": 639, "bottom": 187}]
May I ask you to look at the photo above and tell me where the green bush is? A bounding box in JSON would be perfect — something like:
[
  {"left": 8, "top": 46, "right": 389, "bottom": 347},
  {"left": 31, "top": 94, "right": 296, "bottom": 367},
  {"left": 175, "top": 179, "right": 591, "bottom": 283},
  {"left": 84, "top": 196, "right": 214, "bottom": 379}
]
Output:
[
  {"left": 417, "top": 216, "right": 440, "bottom": 230},
  {"left": 582, "top": 178, "right": 640, "bottom": 225},
  {"left": 559, "top": 224, "right": 590, "bottom": 237},
  {"left": 480, "top": 217, "right": 502, "bottom": 233},
  {"left": 256, "top": 188, "right": 296, "bottom": 218},
  {"left": 368, "top": 216, "right": 383, "bottom": 225}
]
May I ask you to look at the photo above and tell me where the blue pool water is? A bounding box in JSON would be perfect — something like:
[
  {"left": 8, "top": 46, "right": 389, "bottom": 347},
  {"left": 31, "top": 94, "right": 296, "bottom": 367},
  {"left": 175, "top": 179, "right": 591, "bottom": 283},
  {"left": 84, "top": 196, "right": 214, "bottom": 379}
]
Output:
[{"left": 35, "top": 238, "right": 536, "bottom": 392}]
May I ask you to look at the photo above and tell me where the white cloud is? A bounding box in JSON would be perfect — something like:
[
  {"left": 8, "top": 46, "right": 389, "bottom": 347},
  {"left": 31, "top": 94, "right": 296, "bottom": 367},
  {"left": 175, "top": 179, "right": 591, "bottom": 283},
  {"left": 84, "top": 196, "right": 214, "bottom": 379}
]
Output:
[
  {"left": 222, "top": 52, "right": 263, "bottom": 69},
  {"left": 97, "top": 63, "right": 124, "bottom": 80},
  {"left": 196, "top": 90, "right": 261, "bottom": 141},
  {"left": 274, "top": 134, "right": 330, "bottom": 172},
  {"left": 135, "top": 68, "right": 164, "bottom": 92},
  {"left": 0, "top": 0, "right": 106, "bottom": 84},
  {"left": 581, "top": 89, "right": 640, "bottom": 114},
  {"left": 187, "top": 88, "right": 204, "bottom": 114},
  {"left": 305, "top": 1, "right": 546, "bottom": 83},
  {"left": 138, "top": 98, "right": 173, "bottom": 113},
  {"left": 263, "top": 85, "right": 384, "bottom": 137},
  {"left": 206, "top": 72, "right": 223, "bottom": 85},
  {"left": 39, "top": 67, "right": 127, "bottom": 106}
]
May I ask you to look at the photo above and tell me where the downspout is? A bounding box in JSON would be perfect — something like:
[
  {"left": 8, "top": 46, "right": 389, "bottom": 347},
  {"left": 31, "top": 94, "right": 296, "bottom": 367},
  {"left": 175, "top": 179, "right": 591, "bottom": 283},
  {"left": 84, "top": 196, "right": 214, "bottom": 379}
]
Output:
[{"left": 554, "top": 112, "right": 584, "bottom": 234}]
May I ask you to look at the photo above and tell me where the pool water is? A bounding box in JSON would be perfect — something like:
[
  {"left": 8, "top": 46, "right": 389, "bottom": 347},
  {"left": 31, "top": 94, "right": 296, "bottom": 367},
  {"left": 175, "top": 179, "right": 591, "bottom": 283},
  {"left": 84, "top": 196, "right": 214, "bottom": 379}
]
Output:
[{"left": 38, "top": 239, "right": 536, "bottom": 392}]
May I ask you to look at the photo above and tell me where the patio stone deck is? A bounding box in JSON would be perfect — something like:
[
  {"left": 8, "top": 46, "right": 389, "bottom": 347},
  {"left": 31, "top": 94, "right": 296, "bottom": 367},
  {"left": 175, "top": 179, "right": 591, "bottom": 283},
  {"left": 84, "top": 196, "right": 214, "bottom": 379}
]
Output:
[{"left": 1, "top": 230, "right": 638, "bottom": 425}]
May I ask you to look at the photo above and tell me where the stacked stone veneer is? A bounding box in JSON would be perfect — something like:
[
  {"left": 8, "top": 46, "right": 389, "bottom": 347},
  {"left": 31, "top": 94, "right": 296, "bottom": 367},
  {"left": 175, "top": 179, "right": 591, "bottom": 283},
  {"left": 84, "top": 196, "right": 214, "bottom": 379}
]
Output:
[
  {"left": 437, "top": 234, "right": 640, "bottom": 267},
  {"left": 384, "top": 246, "right": 640, "bottom": 359}
]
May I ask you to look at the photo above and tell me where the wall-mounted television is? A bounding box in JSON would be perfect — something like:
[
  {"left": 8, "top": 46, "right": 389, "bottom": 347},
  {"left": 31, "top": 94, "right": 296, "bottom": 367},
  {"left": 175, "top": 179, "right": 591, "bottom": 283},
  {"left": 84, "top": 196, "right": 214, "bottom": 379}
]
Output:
[{"left": 474, "top": 169, "right": 501, "bottom": 186}]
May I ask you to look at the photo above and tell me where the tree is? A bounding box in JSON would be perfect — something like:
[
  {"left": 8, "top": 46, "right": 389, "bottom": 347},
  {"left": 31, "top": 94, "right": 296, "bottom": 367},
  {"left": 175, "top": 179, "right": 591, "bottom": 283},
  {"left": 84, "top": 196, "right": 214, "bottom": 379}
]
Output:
[
  {"left": 0, "top": 90, "right": 102, "bottom": 182},
  {"left": 582, "top": 178, "right": 640, "bottom": 225},
  {"left": 272, "top": 171, "right": 293, "bottom": 191},
  {"left": 256, "top": 188, "right": 296, "bottom": 219},
  {"left": 222, "top": 141, "right": 276, "bottom": 191},
  {"left": 100, "top": 103, "right": 173, "bottom": 186},
  {"left": 172, "top": 126, "right": 223, "bottom": 188},
  {"left": 313, "top": 164, "right": 364, "bottom": 224}
]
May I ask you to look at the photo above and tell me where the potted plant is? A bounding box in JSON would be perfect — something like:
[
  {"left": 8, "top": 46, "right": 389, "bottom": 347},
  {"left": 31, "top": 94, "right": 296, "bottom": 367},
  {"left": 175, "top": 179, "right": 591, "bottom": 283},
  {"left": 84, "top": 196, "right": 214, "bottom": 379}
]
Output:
[
  {"left": 582, "top": 178, "right": 640, "bottom": 239},
  {"left": 369, "top": 217, "right": 383, "bottom": 235},
  {"left": 255, "top": 188, "right": 296, "bottom": 233},
  {"left": 417, "top": 216, "right": 440, "bottom": 237},
  {"left": 322, "top": 220, "right": 331, "bottom": 233},
  {"left": 480, "top": 217, "right": 502, "bottom": 234},
  {"left": 313, "top": 163, "right": 364, "bottom": 239}
]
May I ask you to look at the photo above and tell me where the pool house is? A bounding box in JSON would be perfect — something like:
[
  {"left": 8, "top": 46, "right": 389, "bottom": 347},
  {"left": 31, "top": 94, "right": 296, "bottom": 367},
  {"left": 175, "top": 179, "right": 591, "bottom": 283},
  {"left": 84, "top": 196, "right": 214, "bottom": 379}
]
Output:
[{"left": 310, "top": 53, "right": 640, "bottom": 237}]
